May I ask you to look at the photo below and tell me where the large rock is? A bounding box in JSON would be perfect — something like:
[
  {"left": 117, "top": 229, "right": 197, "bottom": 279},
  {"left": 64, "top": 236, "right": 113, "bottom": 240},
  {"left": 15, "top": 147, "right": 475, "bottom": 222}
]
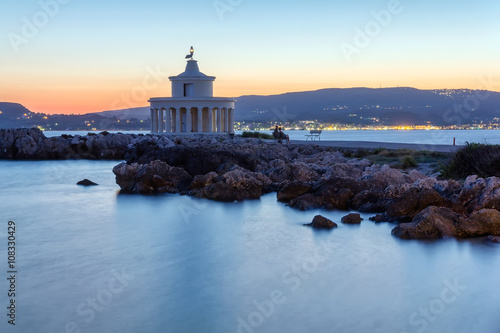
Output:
[
  {"left": 392, "top": 206, "right": 500, "bottom": 240},
  {"left": 350, "top": 190, "right": 386, "bottom": 212},
  {"left": 113, "top": 160, "right": 192, "bottom": 194},
  {"left": 0, "top": 128, "right": 136, "bottom": 160},
  {"left": 197, "top": 168, "right": 272, "bottom": 202},
  {"left": 277, "top": 180, "right": 312, "bottom": 202},
  {"left": 465, "top": 209, "right": 500, "bottom": 237},
  {"left": 77, "top": 179, "right": 98, "bottom": 186},
  {"left": 392, "top": 206, "right": 467, "bottom": 240},
  {"left": 386, "top": 188, "right": 449, "bottom": 221},
  {"left": 341, "top": 213, "right": 363, "bottom": 224},
  {"left": 304, "top": 215, "right": 338, "bottom": 229}
]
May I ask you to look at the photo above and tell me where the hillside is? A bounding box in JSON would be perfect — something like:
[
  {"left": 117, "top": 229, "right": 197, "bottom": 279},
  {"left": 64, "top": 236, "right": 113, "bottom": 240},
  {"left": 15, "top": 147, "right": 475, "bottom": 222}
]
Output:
[
  {"left": 234, "top": 87, "right": 500, "bottom": 125},
  {"left": 2, "top": 87, "right": 499, "bottom": 129}
]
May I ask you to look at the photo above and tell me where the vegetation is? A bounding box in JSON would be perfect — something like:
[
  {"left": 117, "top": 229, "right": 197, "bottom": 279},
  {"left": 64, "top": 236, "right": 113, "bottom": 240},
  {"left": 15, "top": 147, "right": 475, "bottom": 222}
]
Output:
[
  {"left": 342, "top": 147, "right": 448, "bottom": 170},
  {"left": 440, "top": 142, "right": 500, "bottom": 179},
  {"left": 241, "top": 131, "right": 274, "bottom": 140}
]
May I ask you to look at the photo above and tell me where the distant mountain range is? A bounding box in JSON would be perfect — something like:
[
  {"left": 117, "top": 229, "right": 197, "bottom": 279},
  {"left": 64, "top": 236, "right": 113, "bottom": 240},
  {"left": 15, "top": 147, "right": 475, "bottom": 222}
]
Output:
[
  {"left": 234, "top": 87, "right": 500, "bottom": 126},
  {"left": 1, "top": 87, "right": 500, "bottom": 129}
]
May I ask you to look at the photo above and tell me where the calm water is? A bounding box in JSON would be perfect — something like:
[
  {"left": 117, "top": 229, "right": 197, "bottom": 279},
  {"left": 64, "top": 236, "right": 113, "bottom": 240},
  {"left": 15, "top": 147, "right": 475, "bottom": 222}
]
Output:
[
  {"left": 44, "top": 129, "right": 500, "bottom": 145},
  {"left": 0, "top": 160, "right": 499, "bottom": 333}
]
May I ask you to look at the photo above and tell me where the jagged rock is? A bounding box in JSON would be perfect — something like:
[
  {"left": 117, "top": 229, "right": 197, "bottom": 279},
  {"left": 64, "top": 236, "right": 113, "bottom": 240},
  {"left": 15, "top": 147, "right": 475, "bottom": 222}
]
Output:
[
  {"left": 113, "top": 160, "right": 192, "bottom": 194},
  {"left": 392, "top": 206, "right": 500, "bottom": 240},
  {"left": 386, "top": 188, "right": 449, "bottom": 221},
  {"left": 277, "top": 180, "right": 312, "bottom": 202},
  {"left": 77, "top": 179, "right": 98, "bottom": 186},
  {"left": 289, "top": 193, "right": 324, "bottom": 211},
  {"left": 198, "top": 168, "right": 272, "bottom": 202},
  {"left": 341, "top": 213, "right": 363, "bottom": 224},
  {"left": 369, "top": 214, "right": 385, "bottom": 223},
  {"left": 0, "top": 128, "right": 136, "bottom": 160},
  {"left": 487, "top": 236, "right": 500, "bottom": 243},
  {"left": 350, "top": 190, "right": 386, "bottom": 212},
  {"left": 304, "top": 215, "right": 338, "bottom": 229},
  {"left": 466, "top": 209, "right": 500, "bottom": 237},
  {"left": 264, "top": 161, "right": 319, "bottom": 185},
  {"left": 189, "top": 172, "right": 218, "bottom": 190},
  {"left": 392, "top": 206, "right": 467, "bottom": 239}
]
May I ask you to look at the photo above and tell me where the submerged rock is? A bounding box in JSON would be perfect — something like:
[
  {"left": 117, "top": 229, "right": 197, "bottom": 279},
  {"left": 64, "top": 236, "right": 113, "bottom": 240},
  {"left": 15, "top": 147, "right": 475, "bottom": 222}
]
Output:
[
  {"left": 341, "top": 213, "right": 363, "bottom": 224},
  {"left": 304, "top": 215, "right": 338, "bottom": 229},
  {"left": 77, "top": 179, "right": 98, "bottom": 186},
  {"left": 487, "top": 236, "right": 500, "bottom": 244}
]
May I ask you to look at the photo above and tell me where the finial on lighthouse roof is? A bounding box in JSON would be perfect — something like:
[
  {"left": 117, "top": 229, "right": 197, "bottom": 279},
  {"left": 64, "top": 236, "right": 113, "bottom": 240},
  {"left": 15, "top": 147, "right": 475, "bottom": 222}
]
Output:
[{"left": 185, "top": 46, "right": 194, "bottom": 59}]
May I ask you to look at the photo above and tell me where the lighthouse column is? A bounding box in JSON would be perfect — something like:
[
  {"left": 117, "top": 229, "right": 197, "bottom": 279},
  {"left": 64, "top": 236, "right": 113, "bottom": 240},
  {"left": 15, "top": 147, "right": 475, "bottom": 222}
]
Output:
[
  {"left": 186, "top": 107, "right": 193, "bottom": 133},
  {"left": 159, "top": 109, "right": 164, "bottom": 132},
  {"left": 165, "top": 108, "right": 171, "bottom": 133},
  {"left": 176, "top": 108, "right": 181, "bottom": 133},
  {"left": 208, "top": 108, "right": 213, "bottom": 133},
  {"left": 197, "top": 107, "right": 203, "bottom": 133},
  {"left": 229, "top": 108, "right": 234, "bottom": 134},
  {"left": 216, "top": 108, "right": 222, "bottom": 133}
]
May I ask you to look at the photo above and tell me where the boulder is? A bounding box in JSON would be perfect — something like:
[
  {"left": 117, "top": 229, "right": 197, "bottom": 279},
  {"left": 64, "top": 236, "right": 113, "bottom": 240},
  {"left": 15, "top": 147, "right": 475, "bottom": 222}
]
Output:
[
  {"left": 391, "top": 206, "right": 500, "bottom": 240},
  {"left": 465, "top": 209, "right": 500, "bottom": 237},
  {"left": 304, "top": 215, "right": 338, "bottom": 229},
  {"left": 288, "top": 193, "right": 325, "bottom": 211},
  {"left": 369, "top": 214, "right": 385, "bottom": 223},
  {"left": 350, "top": 190, "right": 386, "bottom": 212},
  {"left": 77, "top": 179, "right": 98, "bottom": 186},
  {"left": 113, "top": 160, "right": 192, "bottom": 194},
  {"left": 487, "top": 236, "right": 500, "bottom": 244},
  {"left": 392, "top": 206, "right": 468, "bottom": 239},
  {"left": 189, "top": 172, "right": 218, "bottom": 190},
  {"left": 341, "top": 213, "right": 363, "bottom": 224},
  {"left": 386, "top": 187, "right": 449, "bottom": 221},
  {"left": 277, "top": 180, "right": 312, "bottom": 202},
  {"left": 198, "top": 168, "right": 272, "bottom": 202}
]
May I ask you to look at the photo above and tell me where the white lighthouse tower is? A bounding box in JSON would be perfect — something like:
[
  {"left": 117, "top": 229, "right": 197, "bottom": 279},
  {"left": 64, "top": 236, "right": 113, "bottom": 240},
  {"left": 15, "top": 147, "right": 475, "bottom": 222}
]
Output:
[{"left": 149, "top": 47, "right": 236, "bottom": 134}]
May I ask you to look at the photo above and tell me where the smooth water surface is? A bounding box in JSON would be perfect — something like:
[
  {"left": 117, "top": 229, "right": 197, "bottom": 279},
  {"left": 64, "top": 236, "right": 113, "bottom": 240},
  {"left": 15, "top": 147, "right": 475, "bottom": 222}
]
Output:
[
  {"left": 0, "top": 160, "right": 499, "bottom": 333},
  {"left": 44, "top": 129, "right": 500, "bottom": 145}
]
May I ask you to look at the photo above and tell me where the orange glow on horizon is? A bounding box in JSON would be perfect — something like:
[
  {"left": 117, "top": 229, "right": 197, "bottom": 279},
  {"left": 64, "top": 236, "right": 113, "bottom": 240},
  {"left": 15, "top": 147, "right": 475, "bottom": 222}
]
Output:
[{"left": 2, "top": 77, "right": 499, "bottom": 115}]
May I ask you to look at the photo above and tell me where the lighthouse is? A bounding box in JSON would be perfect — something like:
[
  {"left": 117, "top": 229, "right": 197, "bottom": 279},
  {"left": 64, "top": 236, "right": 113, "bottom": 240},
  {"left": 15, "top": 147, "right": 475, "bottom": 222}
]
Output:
[{"left": 149, "top": 47, "right": 236, "bottom": 134}]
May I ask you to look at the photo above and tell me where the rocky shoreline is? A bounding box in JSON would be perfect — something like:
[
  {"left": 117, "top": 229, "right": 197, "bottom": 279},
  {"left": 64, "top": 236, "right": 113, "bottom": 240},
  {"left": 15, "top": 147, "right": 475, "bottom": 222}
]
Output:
[{"left": 2, "top": 128, "right": 500, "bottom": 242}]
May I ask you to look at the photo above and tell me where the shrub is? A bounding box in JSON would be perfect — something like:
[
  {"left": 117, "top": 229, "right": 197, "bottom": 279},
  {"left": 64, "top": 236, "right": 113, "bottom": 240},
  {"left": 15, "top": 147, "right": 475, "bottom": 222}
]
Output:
[
  {"left": 353, "top": 148, "right": 370, "bottom": 158},
  {"left": 343, "top": 150, "right": 353, "bottom": 158},
  {"left": 399, "top": 155, "right": 418, "bottom": 169},
  {"left": 241, "top": 131, "right": 274, "bottom": 140},
  {"left": 440, "top": 142, "right": 500, "bottom": 179}
]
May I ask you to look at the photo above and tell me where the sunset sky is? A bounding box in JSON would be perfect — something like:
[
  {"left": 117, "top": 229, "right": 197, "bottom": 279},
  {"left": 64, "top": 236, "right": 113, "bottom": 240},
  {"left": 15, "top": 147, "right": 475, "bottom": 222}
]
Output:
[{"left": 1, "top": 0, "right": 499, "bottom": 114}]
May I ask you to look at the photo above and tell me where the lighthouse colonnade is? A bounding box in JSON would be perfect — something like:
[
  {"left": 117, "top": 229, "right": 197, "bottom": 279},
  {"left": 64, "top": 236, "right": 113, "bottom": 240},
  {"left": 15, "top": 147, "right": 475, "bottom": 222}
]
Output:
[{"left": 150, "top": 105, "right": 235, "bottom": 134}]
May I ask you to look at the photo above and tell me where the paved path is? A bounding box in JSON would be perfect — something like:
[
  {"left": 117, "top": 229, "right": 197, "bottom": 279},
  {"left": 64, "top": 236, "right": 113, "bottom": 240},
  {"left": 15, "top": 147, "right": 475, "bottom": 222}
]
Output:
[{"left": 288, "top": 140, "right": 458, "bottom": 153}]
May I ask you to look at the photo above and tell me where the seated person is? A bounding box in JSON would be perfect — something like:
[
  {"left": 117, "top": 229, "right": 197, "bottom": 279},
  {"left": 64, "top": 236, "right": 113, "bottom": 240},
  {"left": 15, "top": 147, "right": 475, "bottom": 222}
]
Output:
[
  {"left": 273, "top": 125, "right": 282, "bottom": 143},
  {"left": 278, "top": 127, "right": 290, "bottom": 144}
]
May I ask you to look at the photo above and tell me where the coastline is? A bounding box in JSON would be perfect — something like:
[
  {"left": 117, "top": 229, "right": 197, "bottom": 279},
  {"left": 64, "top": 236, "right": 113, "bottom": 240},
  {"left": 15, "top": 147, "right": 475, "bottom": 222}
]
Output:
[
  {"left": 290, "top": 140, "right": 457, "bottom": 153},
  {"left": 2, "top": 128, "right": 500, "bottom": 242}
]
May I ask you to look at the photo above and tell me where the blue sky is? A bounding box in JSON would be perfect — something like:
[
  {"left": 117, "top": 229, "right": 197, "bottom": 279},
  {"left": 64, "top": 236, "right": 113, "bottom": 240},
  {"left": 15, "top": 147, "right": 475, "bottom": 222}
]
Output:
[{"left": 1, "top": 0, "right": 499, "bottom": 113}]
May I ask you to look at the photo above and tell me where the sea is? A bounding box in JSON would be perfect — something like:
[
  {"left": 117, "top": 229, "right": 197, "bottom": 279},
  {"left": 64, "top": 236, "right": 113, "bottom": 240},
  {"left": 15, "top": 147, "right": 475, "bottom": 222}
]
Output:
[
  {"left": 0, "top": 130, "right": 499, "bottom": 333},
  {"left": 43, "top": 129, "right": 500, "bottom": 146}
]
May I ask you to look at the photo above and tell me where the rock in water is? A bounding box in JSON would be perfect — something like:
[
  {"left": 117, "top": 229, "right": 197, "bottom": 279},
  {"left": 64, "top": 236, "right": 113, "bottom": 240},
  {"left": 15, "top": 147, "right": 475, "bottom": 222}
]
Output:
[
  {"left": 77, "top": 179, "right": 98, "bottom": 186},
  {"left": 304, "top": 215, "right": 338, "bottom": 229},
  {"left": 487, "top": 236, "right": 500, "bottom": 244},
  {"left": 341, "top": 213, "right": 363, "bottom": 224}
]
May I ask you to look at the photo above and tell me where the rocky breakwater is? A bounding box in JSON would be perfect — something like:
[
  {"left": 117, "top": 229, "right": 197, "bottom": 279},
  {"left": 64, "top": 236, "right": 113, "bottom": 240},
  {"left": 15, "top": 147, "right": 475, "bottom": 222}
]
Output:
[
  {"left": 113, "top": 135, "right": 500, "bottom": 241},
  {"left": 0, "top": 128, "right": 147, "bottom": 160}
]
